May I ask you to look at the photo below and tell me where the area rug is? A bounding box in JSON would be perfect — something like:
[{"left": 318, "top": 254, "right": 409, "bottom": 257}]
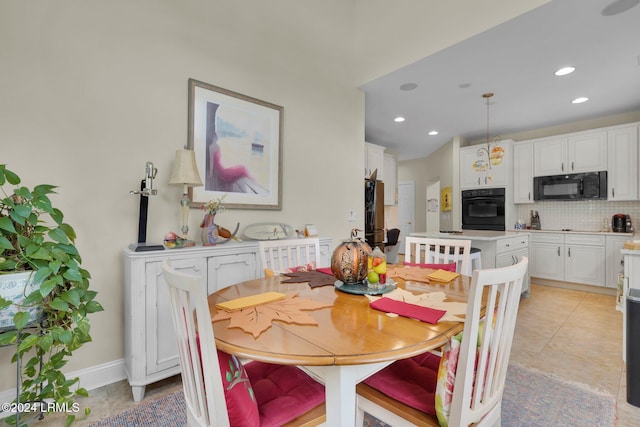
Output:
[{"left": 89, "top": 364, "right": 617, "bottom": 426}]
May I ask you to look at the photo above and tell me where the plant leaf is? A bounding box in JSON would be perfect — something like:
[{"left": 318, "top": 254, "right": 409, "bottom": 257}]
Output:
[
  {"left": 0, "top": 235, "right": 14, "bottom": 250},
  {"left": 49, "top": 298, "right": 70, "bottom": 312},
  {"left": 13, "top": 311, "right": 31, "bottom": 330},
  {"left": 48, "top": 227, "right": 70, "bottom": 244},
  {"left": 0, "top": 216, "right": 17, "bottom": 233},
  {"left": 85, "top": 301, "right": 104, "bottom": 313}
]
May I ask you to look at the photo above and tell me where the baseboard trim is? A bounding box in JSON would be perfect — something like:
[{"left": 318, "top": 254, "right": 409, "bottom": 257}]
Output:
[{"left": 0, "top": 359, "right": 127, "bottom": 407}]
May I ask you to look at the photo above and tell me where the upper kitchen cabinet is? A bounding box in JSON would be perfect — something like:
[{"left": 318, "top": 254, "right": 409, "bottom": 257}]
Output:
[
  {"left": 365, "top": 142, "right": 385, "bottom": 179},
  {"left": 383, "top": 152, "right": 397, "bottom": 205},
  {"left": 513, "top": 142, "right": 534, "bottom": 204},
  {"left": 533, "top": 131, "right": 607, "bottom": 176},
  {"left": 607, "top": 123, "right": 639, "bottom": 201},
  {"left": 460, "top": 140, "right": 512, "bottom": 189}
]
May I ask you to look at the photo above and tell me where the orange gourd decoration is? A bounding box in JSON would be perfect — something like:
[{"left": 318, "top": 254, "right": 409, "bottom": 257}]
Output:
[{"left": 331, "top": 229, "right": 372, "bottom": 284}]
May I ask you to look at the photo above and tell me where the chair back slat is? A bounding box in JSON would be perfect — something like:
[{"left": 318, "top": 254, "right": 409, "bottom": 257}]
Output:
[
  {"left": 162, "top": 260, "right": 231, "bottom": 427},
  {"left": 259, "top": 238, "right": 322, "bottom": 274}
]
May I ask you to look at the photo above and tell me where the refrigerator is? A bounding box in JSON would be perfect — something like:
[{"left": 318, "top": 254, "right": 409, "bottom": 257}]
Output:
[{"left": 365, "top": 179, "right": 385, "bottom": 250}]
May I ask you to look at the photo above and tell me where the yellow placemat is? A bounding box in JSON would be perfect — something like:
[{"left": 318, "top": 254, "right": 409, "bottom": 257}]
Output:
[
  {"left": 216, "top": 291, "right": 286, "bottom": 312},
  {"left": 426, "top": 269, "right": 460, "bottom": 283}
]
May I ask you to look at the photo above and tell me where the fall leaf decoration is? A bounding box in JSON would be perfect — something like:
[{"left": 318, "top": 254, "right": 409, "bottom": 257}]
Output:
[
  {"left": 212, "top": 292, "right": 333, "bottom": 338},
  {"left": 280, "top": 270, "right": 336, "bottom": 288},
  {"left": 386, "top": 266, "right": 433, "bottom": 283}
]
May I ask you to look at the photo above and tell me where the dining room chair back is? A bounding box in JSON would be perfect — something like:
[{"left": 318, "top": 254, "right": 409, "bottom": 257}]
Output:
[
  {"left": 404, "top": 236, "right": 472, "bottom": 275},
  {"left": 259, "top": 238, "right": 322, "bottom": 273},
  {"left": 356, "top": 257, "right": 529, "bottom": 427},
  {"left": 162, "top": 259, "right": 230, "bottom": 426},
  {"left": 162, "top": 260, "right": 326, "bottom": 427}
]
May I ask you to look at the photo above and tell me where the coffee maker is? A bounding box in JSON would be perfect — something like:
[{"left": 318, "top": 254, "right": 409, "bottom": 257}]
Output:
[
  {"left": 530, "top": 210, "right": 541, "bottom": 230},
  {"left": 612, "top": 214, "right": 633, "bottom": 233}
]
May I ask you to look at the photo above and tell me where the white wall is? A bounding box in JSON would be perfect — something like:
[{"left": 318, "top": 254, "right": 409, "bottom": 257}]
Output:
[{"left": 0, "top": 0, "right": 363, "bottom": 390}]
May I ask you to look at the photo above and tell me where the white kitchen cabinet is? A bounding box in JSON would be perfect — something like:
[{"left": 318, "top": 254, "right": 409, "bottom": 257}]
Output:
[
  {"left": 123, "top": 238, "right": 331, "bottom": 401},
  {"left": 530, "top": 234, "right": 565, "bottom": 281},
  {"left": 383, "top": 152, "right": 397, "bottom": 205},
  {"left": 365, "top": 142, "right": 385, "bottom": 179},
  {"left": 459, "top": 141, "right": 512, "bottom": 189},
  {"left": 530, "top": 232, "right": 605, "bottom": 286},
  {"left": 606, "top": 235, "right": 629, "bottom": 289},
  {"left": 495, "top": 234, "right": 530, "bottom": 294},
  {"left": 533, "top": 131, "right": 606, "bottom": 176},
  {"left": 513, "top": 141, "right": 534, "bottom": 203},
  {"left": 607, "top": 124, "right": 639, "bottom": 201}
]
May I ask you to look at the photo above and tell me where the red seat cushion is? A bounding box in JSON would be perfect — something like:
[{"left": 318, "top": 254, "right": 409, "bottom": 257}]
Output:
[
  {"left": 403, "top": 262, "right": 457, "bottom": 272},
  {"left": 216, "top": 351, "right": 260, "bottom": 426},
  {"left": 245, "top": 362, "right": 325, "bottom": 427},
  {"left": 363, "top": 352, "right": 440, "bottom": 415}
]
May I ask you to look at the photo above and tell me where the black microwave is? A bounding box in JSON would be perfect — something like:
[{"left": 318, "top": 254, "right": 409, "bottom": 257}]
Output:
[{"left": 533, "top": 171, "right": 607, "bottom": 201}]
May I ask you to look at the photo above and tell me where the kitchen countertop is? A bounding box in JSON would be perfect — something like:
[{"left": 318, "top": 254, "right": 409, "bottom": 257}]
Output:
[
  {"left": 411, "top": 229, "right": 634, "bottom": 241},
  {"left": 410, "top": 230, "right": 529, "bottom": 241}
]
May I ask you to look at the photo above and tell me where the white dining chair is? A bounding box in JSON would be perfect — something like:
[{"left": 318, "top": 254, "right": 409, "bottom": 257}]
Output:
[
  {"left": 356, "top": 257, "right": 529, "bottom": 427},
  {"left": 404, "top": 236, "right": 472, "bottom": 275},
  {"left": 258, "top": 237, "right": 322, "bottom": 274},
  {"left": 161, "top": 260, "right": 326, "bottom": 427}
]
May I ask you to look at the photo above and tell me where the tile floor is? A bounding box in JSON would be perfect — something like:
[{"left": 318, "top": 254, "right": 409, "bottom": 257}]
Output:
[{"left": 28, "top": 283, "right": 640, "bottom": 426}]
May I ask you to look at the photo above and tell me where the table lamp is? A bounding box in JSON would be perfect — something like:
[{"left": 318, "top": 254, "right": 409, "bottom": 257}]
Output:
[{"left": 168, "top": 148, "right": 203, "bottom": 241}]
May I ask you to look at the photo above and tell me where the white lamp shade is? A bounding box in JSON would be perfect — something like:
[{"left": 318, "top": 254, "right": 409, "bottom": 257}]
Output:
[{"left": 168, "top": 149, "right": 203, "bottom": 187}]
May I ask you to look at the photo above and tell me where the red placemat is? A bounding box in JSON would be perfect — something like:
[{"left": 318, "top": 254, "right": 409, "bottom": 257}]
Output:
[{"left": 370, "top": 297, "right": 446, "bottom": 324}]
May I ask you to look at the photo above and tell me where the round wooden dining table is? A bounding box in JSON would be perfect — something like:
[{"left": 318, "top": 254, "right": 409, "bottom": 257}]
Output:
[{"left": 207, "top": 272, "right": 473, "bottom": 427}]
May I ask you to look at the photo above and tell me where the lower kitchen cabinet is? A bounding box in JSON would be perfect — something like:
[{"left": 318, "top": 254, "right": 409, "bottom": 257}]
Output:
[
  {"left": 530, "top": 233, "right": 605, "bottom": 286},
  {"left": 606, "top": 235, "right": 629, "bottom": 289},
  {"left": 495, "top": 235, "right": 530, "bottom": 294},
  {"left": 123, "top": 238, "right": 332, "bottom": 401}
]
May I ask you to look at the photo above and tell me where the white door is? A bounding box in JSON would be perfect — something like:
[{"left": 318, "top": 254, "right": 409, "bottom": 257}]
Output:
[
  {"left": 397, "top": 181, "right": 415, "bottom": 254},
  {"left": 426, "top": 180, "right": 440, "bottom": 232}
]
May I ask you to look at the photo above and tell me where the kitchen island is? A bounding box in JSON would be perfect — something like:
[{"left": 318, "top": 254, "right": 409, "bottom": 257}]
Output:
[{"left": 410, "top": 230, "right": 530, "bottom": 295}]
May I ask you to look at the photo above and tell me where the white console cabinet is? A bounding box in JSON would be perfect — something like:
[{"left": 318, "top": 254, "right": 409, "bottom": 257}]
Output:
[{"left": 123, "top": 238, "right": 332, "bottom": 401}]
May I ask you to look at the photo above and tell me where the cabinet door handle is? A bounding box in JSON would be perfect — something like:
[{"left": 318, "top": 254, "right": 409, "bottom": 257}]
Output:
[
  {"left": 478, "top": 177, "right": 481, "bottom": 185},
  {"left": 612, "top": 188, "right": 615, "bottom": 198},
  {"left": 558, "top": 247, "right": 561, "bottom": 256},
  {"left": 568, "top": 247, "right": 571, "bottom": 257},
  {"left": 562, "top": 163, "right": 564, "bottom": 172},
  {"left": 528, "top": 191, "right": 531, "bottom": 200},
  {"left": 571, "top": 161, "right": 574, "bottom": 171}
]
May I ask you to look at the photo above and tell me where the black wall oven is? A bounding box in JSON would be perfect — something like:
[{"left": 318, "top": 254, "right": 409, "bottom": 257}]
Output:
[{"left": 461, "top": 187, "right": 506, "bottom": 231}]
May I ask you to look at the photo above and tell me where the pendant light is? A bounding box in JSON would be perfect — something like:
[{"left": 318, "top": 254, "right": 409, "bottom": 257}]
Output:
[{"left": 478, "top": 92, "right": 502, "bottom": 170}]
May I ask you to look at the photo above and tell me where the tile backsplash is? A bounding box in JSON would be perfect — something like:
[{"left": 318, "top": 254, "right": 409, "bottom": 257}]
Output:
[{"left": 514, "top": 200, "right": 640, "bottom": 232}]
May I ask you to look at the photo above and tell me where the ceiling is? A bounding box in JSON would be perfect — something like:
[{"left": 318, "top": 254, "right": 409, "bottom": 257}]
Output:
[{"left": 361, "top": 0, "right": 640, "bottom": 161}]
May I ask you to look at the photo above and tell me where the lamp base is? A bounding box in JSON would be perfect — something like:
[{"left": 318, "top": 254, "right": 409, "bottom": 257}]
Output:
[{"left": 129, "top": 242, "right": 165, "bottom": 252}]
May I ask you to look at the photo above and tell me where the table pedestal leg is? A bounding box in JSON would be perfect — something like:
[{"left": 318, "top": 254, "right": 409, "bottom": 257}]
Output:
[{"left": 324, "top": 366, "right": 357, "bottom": 427}]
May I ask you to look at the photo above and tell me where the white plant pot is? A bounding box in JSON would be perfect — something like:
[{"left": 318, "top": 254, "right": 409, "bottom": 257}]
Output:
[{"left": 0, "top": 271, "right": 42, "bottom": 329}]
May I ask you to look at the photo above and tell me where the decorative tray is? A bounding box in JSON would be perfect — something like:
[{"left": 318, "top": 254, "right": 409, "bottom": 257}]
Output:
[
  {"left": 334, "top": 279, "right": 396, "bottom": 295},
  {"left": 243, "top": 222, "right": 295, "bottom": 240}
]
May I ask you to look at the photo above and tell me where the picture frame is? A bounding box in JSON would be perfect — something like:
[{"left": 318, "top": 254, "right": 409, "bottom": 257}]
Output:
[{"left": 187, "top": 78, "right": 283, "bottom": 210}]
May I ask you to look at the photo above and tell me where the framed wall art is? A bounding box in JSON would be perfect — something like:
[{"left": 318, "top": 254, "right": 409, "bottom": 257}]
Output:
[{"left": 188, "top": 78, "right": 283, "bottom": 210}]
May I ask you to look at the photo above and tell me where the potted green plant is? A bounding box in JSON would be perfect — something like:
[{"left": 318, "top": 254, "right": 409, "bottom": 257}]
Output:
[{"left": 0, "top": 165, "right": 103, "bottom": 426}]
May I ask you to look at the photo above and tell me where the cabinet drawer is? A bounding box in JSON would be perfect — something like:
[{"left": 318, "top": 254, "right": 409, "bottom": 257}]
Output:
[
  {"left": 496, "top": 235, "right": 529, "bottom": 254},
  {"left": 530, "top": 233, "right": 563, "bottom": 244},
  {"left": 565, "top": 234, "right": 605, "bottom": 246}
]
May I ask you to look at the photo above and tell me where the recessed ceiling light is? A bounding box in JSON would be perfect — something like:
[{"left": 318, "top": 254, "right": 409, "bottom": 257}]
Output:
[
  {"left": 399, "top": 83, "right": 418, "bottom": 91},
  {"left": 394, "top": 116, "right": 405, "bottom": 122},
  {"left": 602, "top": 0, "right": 639, "bottom": 16},
  {"left": 428, "top": 130, "right": 439, "bottom": 136},
  {"left": 572, "top": 97, "right": 589, "bottom": 104},
  {"left": 555, "top": 66, "right": 575, "bottom": 76},
  {"left": 458, "top": 83, "right": 472, "bottom": 89}
]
